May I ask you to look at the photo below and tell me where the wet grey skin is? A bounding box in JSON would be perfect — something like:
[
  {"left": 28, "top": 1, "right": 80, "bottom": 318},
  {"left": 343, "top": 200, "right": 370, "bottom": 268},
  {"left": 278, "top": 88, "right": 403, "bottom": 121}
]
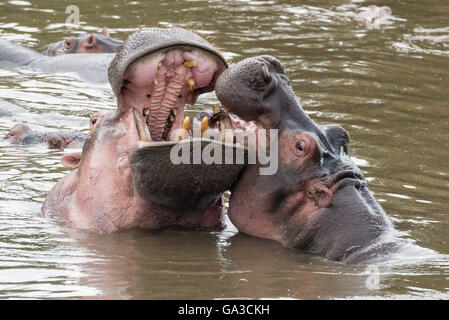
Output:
[
  {"left": 216, "top": 55, "right": 399, "bottom": 263},
  {"left": 0, "top": 39, "right": 114, "bottom": 83},
  {"left": 0, "top": 99, "right": 26, "bottom": 117},
  {"left": 41, "top": 33, "right": 123, "bottom": 56}
]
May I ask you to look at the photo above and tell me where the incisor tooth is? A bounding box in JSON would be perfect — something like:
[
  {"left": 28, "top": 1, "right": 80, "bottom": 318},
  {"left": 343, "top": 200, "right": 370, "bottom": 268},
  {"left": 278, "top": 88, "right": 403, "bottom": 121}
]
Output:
[
  {"left": 182, "top": 116, "right": 191, "bottom": 131},
  {"left": 187, "top": 77, "right": 195, "bottom": 92},
  {"left": 183, "top": 60, "right": 197, "bottom": 68},
  {"left": 178, "top": 117, "right": 191, "bottom": 141},
  {"left": 143, "top": 108, "right": 150, "bottom": 116},
  {"left": 158, "top": 61, "right": 162, "bottom": 67},
  {"left": 201, "top": 117, "right": 208, "bottom": 137}
]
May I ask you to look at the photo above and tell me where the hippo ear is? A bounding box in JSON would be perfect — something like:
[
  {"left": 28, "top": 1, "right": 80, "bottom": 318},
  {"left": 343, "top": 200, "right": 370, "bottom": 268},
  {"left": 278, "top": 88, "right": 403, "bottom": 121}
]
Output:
[
  {"left": 86, "top": 34, "right": 96, "bottom": 47},
  {"left": 101, "top": 27, "right": 110, "bottom": 37},
  {"left": 61, "top": 152, "right": 81, "bottom": 169}
]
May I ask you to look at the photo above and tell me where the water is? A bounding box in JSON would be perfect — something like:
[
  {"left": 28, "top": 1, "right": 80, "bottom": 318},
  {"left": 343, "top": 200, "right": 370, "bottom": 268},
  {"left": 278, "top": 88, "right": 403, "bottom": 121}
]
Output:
[{"left": 0, "top": 0, "right": 448, "bottom": 299}]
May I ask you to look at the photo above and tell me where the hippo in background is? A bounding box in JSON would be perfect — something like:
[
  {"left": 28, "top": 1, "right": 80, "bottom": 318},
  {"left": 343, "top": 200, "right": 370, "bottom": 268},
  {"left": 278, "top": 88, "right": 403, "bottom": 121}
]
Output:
[
  {"left": 5, "top": 123, "right": 85, "bottom": 149},
  {"left": 0, "top": 38, "right": 114, "bottom": 83},
  {"left": 0, "top": 99, "right": 26, "bottom": 117},
  {"left": 41, "top": 28, "right": 122, "bottom": 56},
  {"left": 215, "top": 55, "right": 399, "bottom": 264},
  {"left": 354, "top": 5, "right": 393, "bottom": 28}
]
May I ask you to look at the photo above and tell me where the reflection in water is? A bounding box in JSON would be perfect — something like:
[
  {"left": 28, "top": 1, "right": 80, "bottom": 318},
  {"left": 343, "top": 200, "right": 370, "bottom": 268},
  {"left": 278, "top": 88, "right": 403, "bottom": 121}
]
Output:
[{"left": 0, "top": 0, "right": 448, "bottom": 299}]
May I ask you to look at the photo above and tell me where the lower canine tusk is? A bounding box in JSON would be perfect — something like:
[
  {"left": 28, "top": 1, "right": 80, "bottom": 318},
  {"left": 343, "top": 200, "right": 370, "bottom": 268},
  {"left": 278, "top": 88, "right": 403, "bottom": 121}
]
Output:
[{"left": 133, "top": 108, "right": 152, "bottom": 142}]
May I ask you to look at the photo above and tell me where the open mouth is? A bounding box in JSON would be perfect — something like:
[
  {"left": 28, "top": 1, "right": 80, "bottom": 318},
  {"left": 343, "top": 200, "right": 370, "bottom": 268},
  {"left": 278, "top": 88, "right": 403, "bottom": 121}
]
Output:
[
  {"left": 120, "top": 45, "right": 231, "bottom": 143},
  {"left": 122, "top": 44, "right": 249, "bottom": 210}
]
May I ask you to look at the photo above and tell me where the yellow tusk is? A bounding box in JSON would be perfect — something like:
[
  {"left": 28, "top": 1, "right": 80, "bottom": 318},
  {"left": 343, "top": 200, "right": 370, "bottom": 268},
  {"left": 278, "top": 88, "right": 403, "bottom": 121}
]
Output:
[
  {"left": 183, "top": 60, "right": 197, "bottom": 68},
  {"left": 182, "top": 116, "right": 190, "bottom": 131},
  {"left": 187, "top": 77, "right": 195, "bottom": 92},
  {"left": 158, "top": 61, "right": 162, "bottom": 67},
  {"left": 213, "top": 105, "right": 220, "bottom": 114},
  {"left": 200, "top": 117, "right": 208, "bottom": 137}
]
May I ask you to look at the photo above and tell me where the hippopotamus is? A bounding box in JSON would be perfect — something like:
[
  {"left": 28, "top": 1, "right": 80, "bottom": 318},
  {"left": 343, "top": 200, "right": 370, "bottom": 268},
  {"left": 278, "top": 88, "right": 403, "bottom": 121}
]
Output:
[
  {"left": 215, "top": 55, "right": 397, "bottom": 263},
  {"left": 41, "top": 27, "right": 248, "bottom": 233},
  {"left": 354, "top": 5, "right": 393, "bottom": 27},
  {"left": 5, "top": 123, "right": 85, "bottom": 149},
  {"left": 41, "top": 28, "right": 122, "bottom": 56},
  {"left": 0, "top": 99, "right": 26, "bottom": 117},
  {"left": 0, "top": 39, "right": 114, "bottom": 83}
]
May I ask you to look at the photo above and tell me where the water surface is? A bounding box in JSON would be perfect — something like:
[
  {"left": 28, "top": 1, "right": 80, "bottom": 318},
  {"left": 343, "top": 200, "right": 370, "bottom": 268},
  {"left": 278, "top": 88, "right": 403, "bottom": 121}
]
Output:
[{"left": 0, "top": 0, "right": 448, "bottom": 299}]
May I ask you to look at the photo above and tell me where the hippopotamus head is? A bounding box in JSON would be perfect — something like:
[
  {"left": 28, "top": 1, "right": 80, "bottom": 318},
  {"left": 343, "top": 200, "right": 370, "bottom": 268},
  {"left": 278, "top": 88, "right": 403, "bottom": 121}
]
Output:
[
  {"left": 4, "top": 123, "right": 32, "bottom": 143},
  {"left": 216, "top": 56, "right": 395, "bottom": 263},
  {"left": 44, "top": 28, "right": 245, "bottom": 232},
  {"left": 41, "top": 28, "right": 122, "bottom": 56}
]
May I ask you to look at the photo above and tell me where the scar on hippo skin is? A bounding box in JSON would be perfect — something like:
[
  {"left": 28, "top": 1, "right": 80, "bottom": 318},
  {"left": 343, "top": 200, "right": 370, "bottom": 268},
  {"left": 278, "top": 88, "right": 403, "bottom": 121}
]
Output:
[
  {"left": 41, "top": 28, "right": 123, "bottom": 56},
  {"left": 4, "top": 123, "right": 85, "bottom": 149},
  {"left": 216, "top": 55, "right": 397, "bottom": 263}
]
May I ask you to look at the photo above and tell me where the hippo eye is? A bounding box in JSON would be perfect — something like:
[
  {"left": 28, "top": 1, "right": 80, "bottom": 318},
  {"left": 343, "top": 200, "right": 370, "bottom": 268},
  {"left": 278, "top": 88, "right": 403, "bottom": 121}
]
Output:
[
  {"left": 91, "top": 117, "right": 98, "bottom": 125},
  {"left": 64, "top": 39, "right": 73, "bottom": 49}
]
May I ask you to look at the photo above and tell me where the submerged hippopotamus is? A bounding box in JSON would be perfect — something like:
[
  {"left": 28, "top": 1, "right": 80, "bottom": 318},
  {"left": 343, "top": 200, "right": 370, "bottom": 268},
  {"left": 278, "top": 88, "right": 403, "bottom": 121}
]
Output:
[
  {"left": 5, "top": 123, "right": 85, "bottom": 149},
  {"left": 354, "top": 5, "right": 393, "bottom": 27},
  {"left": 41, "top": 28, "right": 122, "bottom": 56},
  {"left": 41, "top": 28, "right": 247, "bottom": 233},
  {"left": 0, "top": 39, "right": 114, "bottom": 83},
  {"left": 215, "top": 56, "right": 397, "bottom": 263}
]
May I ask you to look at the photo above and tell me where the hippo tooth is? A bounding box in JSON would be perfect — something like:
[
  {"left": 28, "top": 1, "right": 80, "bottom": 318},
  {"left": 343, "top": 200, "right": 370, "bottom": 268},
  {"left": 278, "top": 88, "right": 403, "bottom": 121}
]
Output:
[
  {"left": 183, "top": 116, "right": 190, "bottom": 131},
  {"left": 133, "top": 108, "right": 152, "bottom": 142},
  {"left": 187, "top": 77, "right": 195, "bottom": 92},
  {"left": 200, "top": 117, "right": 208, "bottom": 137},
  {"left": 158, "top": 61, "right": 162, "bottom": 68},
  {"left": 177, "top": 116, "right": 191, "bottom": 141},
  {"left": 173, "top": 109, "right": 177, "bottom": 116},
  {"left": 153, "top": 79, "right": 159, "bottom": 86},
  {"left": 213, "top": 105, "right": 220, "bottom": 114},
  {"left": 143, "top": 108, "right": 150, "bottom": 116},
  {"left": 183, "top": 60, "right": 197, "bottom": 68},
  {"left": 219, "top": 113, "right": 233, "bottom": 144}
]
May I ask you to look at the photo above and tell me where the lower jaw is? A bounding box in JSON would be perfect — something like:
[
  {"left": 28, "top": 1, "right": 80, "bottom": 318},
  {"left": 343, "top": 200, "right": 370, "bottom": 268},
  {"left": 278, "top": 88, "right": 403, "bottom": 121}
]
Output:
[{"left": 133, "top": 103, "right": 235, "bottom": 144}]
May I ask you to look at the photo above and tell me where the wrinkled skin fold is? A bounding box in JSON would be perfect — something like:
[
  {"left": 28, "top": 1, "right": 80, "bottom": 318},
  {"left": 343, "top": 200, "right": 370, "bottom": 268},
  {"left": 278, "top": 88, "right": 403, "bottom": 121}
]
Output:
[{"left": 216, "top": 55, "right": 398, "bottom": 263}]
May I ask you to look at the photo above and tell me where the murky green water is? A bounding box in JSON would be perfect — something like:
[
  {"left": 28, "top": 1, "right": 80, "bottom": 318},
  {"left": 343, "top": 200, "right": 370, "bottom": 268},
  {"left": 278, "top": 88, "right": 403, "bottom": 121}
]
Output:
[{"left": 0, "top": 0, "right": 448, "bottom": 299}]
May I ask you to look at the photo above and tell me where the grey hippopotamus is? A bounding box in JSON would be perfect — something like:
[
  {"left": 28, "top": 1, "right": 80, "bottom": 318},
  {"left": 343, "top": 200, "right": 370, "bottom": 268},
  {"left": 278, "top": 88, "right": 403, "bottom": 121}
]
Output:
[
  {"left": 0, "top": 99, "right": 26, "bottom": 117},
  {"left": 41, "top": 28, "right": 122, "bottom": 56},
  {"left": 4, "top": 123, "right": 85, "bottom": 149},
  {"left": 215, "top": 56, "right": 397, "bottom": 263},
  {"left": 0, "top": 38, "right": 114, "bottom": 83},
  {"left": 41, "top": 27, "right": 247, "bottom": 233}
]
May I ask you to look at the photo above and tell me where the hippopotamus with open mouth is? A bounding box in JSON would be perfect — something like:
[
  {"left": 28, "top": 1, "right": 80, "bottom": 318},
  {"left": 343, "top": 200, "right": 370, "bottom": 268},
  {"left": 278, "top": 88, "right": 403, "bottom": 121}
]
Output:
[
  {"left": 42, "top": 28, "right": 246, "bottom": 232},
  {"left": 215, "top": 56, "right": 398, "bottom": 263}
]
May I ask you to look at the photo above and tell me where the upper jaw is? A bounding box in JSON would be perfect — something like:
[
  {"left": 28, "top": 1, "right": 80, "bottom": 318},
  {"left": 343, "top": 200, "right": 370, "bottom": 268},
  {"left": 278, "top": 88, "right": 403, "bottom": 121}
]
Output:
[{"left": 118, "top": 45, "right": 227, "bottom": 143}]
